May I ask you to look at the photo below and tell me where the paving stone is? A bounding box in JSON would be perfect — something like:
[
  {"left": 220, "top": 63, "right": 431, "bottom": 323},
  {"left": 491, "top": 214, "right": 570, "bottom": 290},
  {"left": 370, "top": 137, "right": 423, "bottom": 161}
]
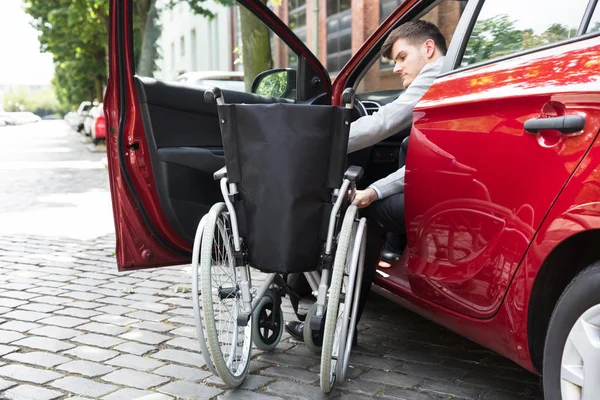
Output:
[
  {"left": 91, "top": 314, "right": 139, "bottom": 326},
  {"left": 0, "top": 344, "right": 18, "bottom": 356},
  {"left": 4, "top": 351, "right": 72, "bottom": 368},
  {"left": 169, "top": 326, "right": 196, "bottom": 338},
  {"left": 167, "top": 308, "right": 194, "bottom": 317},
  {"left": 57, "top": 360, "right": 116, "bottom": 377},
  {"left": 0, "top": 291, "right": 40, "bottom": 300},
  {"left": 63, "top": 345, "right": 119, "bottom": 362},
  {"left": 132, "top": 394, "right": 173, "bottom": 400},
  {"left": 0, "top": 364, "right": 63, "bottom": 384},
  {"left": 152, "top": 349, "right": 204, "bottom": 367},
  {"left": 125, "top": 294, "right": 163, "bottom": 303},
  {"left": 95, "top": 305, "right": 134, "bottom": 315},
  {"left": 55, "top": 307, "right": 103, "bottom": 319},
  {"left": 0, "top": 329, "right": 25, "bottom": 343},
  {"left": 239, "top": 374, "right": 276, "bottom": 390},
  {"left": 348, "top": 353, "right": 401, "bottom": 370},
  {"left": 0, "top": 297, "right": 27, "bottom": 308},
  {"left": 419, "top": 379, "right": 487, "bottom": 399},
  {"left": 257, "top": 352, "right": 319, "bottom": 369},
  {"left": 2, "top": 310, "right": 47, "bottom": 322},
  {"left": 120, "top": 330, "right": 170, "bottom": 345},
  {"left": 101, "top": 368, "right": 170, "bottom": 389},
  {"left": 153, "top": 364, "right": 210, "bottom": 382},
  {"left": 29, "top": 296, "right": 70, "bottom": 305},
  {"left": 26, "top": 287, "right": 67, "bottom": 296},
  {"left": 136, "top": 280, "right": 171, "bottom": 289},
  {"left": 266, "top": 380, "right": 330, "bottom": 400},
  {"left": 107, "top": 354, "right": 164, "bottom": 372},
  {"left": 39, "top": 316, "right": 88, "bottom": 328},
  {"left": 132, "top": 321, "right": 175, "bottom": 333},
  {"left": 50, "top": 376, "right": 118, "bottom": 398},
  {"left": 128, "top": 302, "right": 170, "bottom": 313},
  {"left": 92, "top": 288, "right": 128, "bottom": 298},
  {"left": 73, "top": 333, "right": 125, "bottom": 348},
  {"left": 101, "top": 388, "right": 157, "bottom": 400},
  {"left": 158, "top": 380, "right": 223, "bottom": 399},
  {"left": 113, "top": 341, "right": 155, "bottom": 356},
  {"left": 166, "top": 337, "right": 200, "bottom": 352},
  {"left": 160, "top": 297, "right": 193, "bottom": 307},
  {"left": 218, "top": 391, "right": 284, "bottom": 400},
  {"left": 0, "top": 377, "right": 17, "bottom": 391},
  {"left": 359, "top": 369, "right": 424, "bottom": 388},
  {"left": 2, "top": 283, "right": 35, "bottom": 291},
  {"left": 18, "top": 303, "right": 63, "bottom": 313},
  {"left": 71, "top": 278, "right": 105, "bottom": 286},
  {"left": 114, "top": 277, "right": 143, "bottom": 285},
  {"left": 28, "top": 325, "right": 81, "bottom": 340},
  {"left": 13, "top": 337, "right": 75, "bottom": 351},
  {"left": 261, "top": 367, "right": 319, "bottom": 384},
  {"left": 60, "top": 291, "right": 104, "bottom": 301},
  {"left": 0, "top": 308, "right": 9, "bottom": 315},
  {"left": 0, "top": 321, "right": 40, "bottom": 333},
  {"left": 97, "top": 297, "right": 136, "bottom": 306},
  {"left": 166, "top": 316, "right": 195, "bottom": 326},
  {"left": 61, "top": 301, "right": 104, "bottom": 309},
  {"left": 126, "top": 311, "right": 169, "bottom": 322},
  {"left": 78, "top": 322, "right": 127, "bottom": 336},
  {"left": 2, "top": 384, "right": 63, "bottom": 400}
]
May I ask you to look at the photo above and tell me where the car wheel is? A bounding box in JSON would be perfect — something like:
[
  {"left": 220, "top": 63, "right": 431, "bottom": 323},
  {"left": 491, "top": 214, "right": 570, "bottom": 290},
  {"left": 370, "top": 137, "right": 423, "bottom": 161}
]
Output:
[{"left": 543, "top": 263, "right": 600, "bottom": 399}]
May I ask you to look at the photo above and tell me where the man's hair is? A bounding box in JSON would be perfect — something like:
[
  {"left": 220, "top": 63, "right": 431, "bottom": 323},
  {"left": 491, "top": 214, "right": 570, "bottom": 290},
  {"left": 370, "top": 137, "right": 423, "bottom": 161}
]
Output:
[{"left": 381, "top": 20, "right": 447, "bottom": 59}]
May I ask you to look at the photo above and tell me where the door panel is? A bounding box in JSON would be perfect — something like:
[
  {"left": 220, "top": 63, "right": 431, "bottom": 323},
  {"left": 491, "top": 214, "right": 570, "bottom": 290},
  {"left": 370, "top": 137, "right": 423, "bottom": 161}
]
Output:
[{"left": 406, "top": 38, "right": 600, "bottom": 318}]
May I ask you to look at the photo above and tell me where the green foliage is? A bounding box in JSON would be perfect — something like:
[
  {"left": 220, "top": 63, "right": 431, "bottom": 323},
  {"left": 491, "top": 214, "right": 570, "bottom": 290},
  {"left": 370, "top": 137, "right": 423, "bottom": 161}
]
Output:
[
  {"left": 254, "top": 70, "right": 288, "bottom": 97},
  {"left": 24, "top": 0, "right": 236, "bottom": 110},
  {"left": 463, "top": 15, "right": 578, "bottom": 65},
  {"left": 4, "top": 87, "right": 63, "bottom": 116}
]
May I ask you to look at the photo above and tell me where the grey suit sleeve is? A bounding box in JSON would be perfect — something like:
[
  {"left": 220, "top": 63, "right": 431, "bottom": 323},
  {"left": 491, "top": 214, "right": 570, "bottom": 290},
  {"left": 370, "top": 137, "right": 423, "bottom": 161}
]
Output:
[
  {"left": 348, "top": 58, "right": 443, "bottom": 199},
  {"left": 347, "top": 60, "right": 441, "bottom": 154}
]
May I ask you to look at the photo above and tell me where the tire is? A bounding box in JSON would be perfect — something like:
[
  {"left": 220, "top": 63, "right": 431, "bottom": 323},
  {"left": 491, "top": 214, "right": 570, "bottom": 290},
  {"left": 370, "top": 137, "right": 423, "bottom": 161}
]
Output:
[
  {"left": 303, "top": 302, "right": 323, "bottom": 353},
  {"left": 320, "top": 205, "right": 359, "bottom": 393},
  {"left": 543, "top": 263, "right": 600, "bottom": 399},
  {"left": 252, "top": 292, "right": 284, "bottom": 351},
  {"left": 200, "top": 203, "right": 252, "bottom": 388}
]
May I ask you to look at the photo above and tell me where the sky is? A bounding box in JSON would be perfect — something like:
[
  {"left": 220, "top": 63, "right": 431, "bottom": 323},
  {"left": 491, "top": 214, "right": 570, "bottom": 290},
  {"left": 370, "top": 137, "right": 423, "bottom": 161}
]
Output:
[{"left": 0, "top": 0, "right": 55, "bottom": 86}]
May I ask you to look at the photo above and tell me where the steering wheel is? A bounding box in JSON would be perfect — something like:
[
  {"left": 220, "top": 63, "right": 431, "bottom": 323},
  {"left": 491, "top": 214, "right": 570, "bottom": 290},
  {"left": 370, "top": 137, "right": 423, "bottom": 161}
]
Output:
[{"left": 352, "top": 99, "right": 368, "bottom": 120}]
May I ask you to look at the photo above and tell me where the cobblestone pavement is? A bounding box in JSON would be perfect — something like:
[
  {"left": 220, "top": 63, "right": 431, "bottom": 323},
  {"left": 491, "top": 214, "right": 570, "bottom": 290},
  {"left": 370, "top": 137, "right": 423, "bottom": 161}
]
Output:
[{"left": 0, "top": 122, "right": 544, "bottom": 400}]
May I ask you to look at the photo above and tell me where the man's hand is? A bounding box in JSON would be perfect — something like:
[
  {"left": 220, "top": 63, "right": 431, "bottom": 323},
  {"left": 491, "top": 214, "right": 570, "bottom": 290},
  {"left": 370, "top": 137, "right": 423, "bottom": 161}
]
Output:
[{"left": 352, "top": 188, "right": 378, "bottom": 209}]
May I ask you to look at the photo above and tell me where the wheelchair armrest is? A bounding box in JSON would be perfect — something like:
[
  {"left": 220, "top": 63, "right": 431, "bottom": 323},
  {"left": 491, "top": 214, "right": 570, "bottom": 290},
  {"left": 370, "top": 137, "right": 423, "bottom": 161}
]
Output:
[
  {"left": 213, "top": 166, "right": 227, "bottom": 181},
  {"left": 344, "top": 165, "right": 363, "bottom": 182}
]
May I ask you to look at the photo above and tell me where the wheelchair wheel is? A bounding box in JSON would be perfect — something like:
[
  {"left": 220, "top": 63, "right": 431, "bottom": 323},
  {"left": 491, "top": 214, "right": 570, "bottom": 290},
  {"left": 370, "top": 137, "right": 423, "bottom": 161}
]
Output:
[
  {"left": 303, "top": 303, "right": 323, "bottom": 353},
  {"left": 320, "top": 205, "right": 366, "bottom": 393},
  {"left": 252, "top": 291, "right": 284, "bottom": 351},
  {"left": 200, "top": 202, "right": 252, "bottom": 388}
]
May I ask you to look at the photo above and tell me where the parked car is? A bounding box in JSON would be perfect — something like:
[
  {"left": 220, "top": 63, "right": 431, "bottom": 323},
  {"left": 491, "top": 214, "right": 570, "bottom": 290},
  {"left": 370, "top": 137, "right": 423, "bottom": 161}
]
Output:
[
  {"left": 105, "top": 0, "right": 600, "bottom": 397},
  {"left": 174, "top": 70, "right": 246, "bottom": 92},
  {"left": 90, "top": 103, "right": 106, "bottom": 145},
  {"left": 63, "top": 111, "right": 79, "bottom": 130},
  {"left": 0, "top": 112, "right": 41, "bottom": 125},
  {"left": 75, "top": 101, "right": 94, "bottom": 132}
]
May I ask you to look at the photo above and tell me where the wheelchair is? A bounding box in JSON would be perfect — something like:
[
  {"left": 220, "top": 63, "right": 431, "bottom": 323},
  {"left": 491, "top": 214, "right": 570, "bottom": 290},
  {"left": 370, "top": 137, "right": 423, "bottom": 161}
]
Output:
[{"left": 191, "top": 87, "right": 367, "bottom": 393}]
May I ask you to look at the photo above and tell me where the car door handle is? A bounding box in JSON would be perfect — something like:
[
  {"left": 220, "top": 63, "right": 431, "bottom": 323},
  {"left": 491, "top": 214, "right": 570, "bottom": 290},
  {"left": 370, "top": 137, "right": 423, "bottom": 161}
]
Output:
[{"left": 524, "top": 115, "right": 585, "bottom": 134}]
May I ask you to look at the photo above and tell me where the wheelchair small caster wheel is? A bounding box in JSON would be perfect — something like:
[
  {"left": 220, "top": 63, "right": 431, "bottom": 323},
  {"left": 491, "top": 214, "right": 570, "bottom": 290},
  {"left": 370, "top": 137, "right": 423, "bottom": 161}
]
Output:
[
  {"left": 303, "top": 303, "right": 324, "bottom": 353},
  {"left": 252, "top": 292, "right": 284, "bottom": 351}
]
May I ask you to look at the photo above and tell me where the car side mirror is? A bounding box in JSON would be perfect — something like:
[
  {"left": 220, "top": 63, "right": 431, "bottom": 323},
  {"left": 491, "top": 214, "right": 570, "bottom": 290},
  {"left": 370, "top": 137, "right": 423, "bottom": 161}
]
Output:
[{"left": 251, "top": 68, "right": 296, "bottom": 98}]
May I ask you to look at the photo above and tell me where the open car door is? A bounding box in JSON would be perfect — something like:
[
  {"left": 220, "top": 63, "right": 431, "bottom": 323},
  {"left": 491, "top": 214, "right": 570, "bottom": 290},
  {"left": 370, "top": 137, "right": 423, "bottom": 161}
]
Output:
[{"left": 105, "top": 0, "right": 331, "bottom": 270}]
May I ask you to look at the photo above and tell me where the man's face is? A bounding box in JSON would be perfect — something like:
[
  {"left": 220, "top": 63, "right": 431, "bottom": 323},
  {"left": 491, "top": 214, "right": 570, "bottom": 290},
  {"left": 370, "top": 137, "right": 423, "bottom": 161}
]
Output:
[{"left": 391, "top": 38, "right": 430, "bottom": 88}]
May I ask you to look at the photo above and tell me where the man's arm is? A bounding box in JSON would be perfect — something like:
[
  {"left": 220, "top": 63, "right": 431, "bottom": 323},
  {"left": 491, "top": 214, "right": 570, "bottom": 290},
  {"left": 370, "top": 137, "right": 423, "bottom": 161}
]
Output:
[{"left": 347, "top": 59, "right": 442, "bottom": 154}]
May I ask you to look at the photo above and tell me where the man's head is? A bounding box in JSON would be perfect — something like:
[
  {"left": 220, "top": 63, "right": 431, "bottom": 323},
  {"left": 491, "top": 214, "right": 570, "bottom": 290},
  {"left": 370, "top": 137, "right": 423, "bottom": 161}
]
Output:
[{"left": 381, "top": 20, "right": 447, "bottom": 88}]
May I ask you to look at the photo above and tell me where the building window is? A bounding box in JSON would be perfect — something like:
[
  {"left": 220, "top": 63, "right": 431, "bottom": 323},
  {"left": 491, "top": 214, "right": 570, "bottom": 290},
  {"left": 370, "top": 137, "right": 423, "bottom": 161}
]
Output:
[
  {"left": 326, "top": 0, "right": 352, "bottom": 73},
  {"left": 191, "top": 29, "right": 197, "bottom": 70},
  {"left": 380, "top": 0, "right": 403, "bottom": 23},
  {"left": 288, "top": 0, "right": 307, "bottom": 68},
  {"left": 180, "top": 36, "right": 185, "bottom": 57}
]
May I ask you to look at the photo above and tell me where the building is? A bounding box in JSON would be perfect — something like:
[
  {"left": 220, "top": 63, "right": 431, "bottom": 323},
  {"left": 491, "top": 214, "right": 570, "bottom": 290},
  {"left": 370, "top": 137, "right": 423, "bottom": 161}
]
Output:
[{"left": 156, "top": 2, "right": 234, "bottom": 80}]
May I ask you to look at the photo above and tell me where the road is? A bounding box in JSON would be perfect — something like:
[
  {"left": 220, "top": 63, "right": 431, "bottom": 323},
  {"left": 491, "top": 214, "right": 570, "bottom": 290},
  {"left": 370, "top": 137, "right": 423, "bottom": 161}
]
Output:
[{"left": 0, "top": 121, "right": 543, "bottom": 400}]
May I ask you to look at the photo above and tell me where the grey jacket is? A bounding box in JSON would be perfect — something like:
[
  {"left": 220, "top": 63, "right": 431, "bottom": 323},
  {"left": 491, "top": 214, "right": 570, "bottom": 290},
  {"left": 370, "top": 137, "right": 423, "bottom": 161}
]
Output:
[{"left": 347, "top": 57, "right": 445, "bottom": 199}]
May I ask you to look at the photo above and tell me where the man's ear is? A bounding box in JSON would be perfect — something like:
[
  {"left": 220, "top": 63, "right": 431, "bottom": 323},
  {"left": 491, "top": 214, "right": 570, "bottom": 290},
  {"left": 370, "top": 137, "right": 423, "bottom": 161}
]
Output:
[{"left": 423, "top": 38, "right": 436, "bottom": 58}]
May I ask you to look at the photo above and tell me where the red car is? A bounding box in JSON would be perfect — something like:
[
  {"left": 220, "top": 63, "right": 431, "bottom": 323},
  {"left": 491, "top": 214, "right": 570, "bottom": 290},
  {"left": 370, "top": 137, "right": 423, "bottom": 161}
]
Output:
[
  {"left": 105, "top": 0, "right": 600, "bottom": 398},
  {"left": 91, "top": 103, "right": 106, "bottom": 145}
]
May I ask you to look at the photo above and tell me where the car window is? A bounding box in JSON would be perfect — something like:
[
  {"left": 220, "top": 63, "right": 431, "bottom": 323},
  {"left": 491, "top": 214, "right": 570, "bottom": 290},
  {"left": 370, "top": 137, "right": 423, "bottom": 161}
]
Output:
[
  {"left": 133, "top": 2, "right": 300, "bottom": 99},
  {"left": 356, "top": 0, "right": 468, "bottom": 101},
  {"left": 586, "top": 4, "right": 600, "bottom": 33},
  {"left": 461, "top": 0, "right": 589, "bottom": 67}
]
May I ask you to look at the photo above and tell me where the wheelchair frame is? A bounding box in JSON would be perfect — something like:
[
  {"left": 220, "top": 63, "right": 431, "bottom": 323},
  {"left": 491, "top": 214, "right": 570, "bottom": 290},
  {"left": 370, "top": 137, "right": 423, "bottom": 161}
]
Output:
[{"left": 191, "top": 88, "right": 367, "bottom": 392}]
